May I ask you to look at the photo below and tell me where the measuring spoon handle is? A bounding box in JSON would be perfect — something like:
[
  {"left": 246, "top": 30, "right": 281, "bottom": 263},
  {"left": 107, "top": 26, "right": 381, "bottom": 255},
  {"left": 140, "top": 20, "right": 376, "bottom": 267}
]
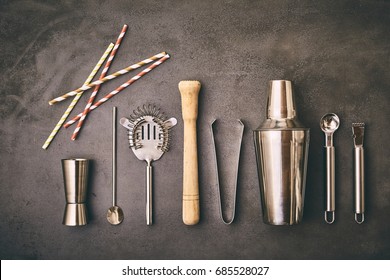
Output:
[{"left": 324, "top": 146, "right": 335, "bottom": 224}]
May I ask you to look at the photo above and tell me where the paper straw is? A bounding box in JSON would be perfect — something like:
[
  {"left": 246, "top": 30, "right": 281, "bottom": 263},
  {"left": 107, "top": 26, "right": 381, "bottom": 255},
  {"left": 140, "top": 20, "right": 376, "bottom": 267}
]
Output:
[
  {"left": 42, "top": 43, "right": 114, "bottom": 149},
  {"left": 64, "top": 54, "right": 170, "bottom": 128},
  {"left": 49, "top": 52, "right": 166, "bottom": 105},
  {"left": 71, "top": 25, "right": 128, "bottom": 141}
]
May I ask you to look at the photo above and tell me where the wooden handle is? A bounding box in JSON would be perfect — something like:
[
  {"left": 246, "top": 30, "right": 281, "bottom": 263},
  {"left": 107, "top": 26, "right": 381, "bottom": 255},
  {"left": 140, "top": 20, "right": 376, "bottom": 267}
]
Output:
[{"left": 179, "top": 80, "right": 201, "bottom": 225}]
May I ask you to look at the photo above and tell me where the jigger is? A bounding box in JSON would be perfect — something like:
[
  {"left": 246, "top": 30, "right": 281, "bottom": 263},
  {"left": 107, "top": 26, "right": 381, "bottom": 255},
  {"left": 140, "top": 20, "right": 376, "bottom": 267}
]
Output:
[{"left": 61, "top": 158, "right": 90, "bottom": 226}]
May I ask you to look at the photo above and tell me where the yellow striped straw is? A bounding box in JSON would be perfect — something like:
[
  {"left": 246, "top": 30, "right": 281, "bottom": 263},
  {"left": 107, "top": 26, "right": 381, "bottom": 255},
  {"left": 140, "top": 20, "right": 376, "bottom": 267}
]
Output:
[
  {"left": 48, "top": 52, "right": 166, "bottom": 105},
  {"left": 42, "top": 43, "right": 114, "bottom": 149}
]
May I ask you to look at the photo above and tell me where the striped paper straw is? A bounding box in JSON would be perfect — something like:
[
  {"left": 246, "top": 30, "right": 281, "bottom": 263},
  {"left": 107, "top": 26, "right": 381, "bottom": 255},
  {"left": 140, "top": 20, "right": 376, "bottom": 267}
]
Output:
[
  {"left": 64, "top": 54, "right": 170, "bottom": 128},
  {"left": 42, "top": 43, "right": 114, "bottom": 149},
  {"left": 49, "top": 51, "right": 166, "bottom": 105},
  {"left": 71, "top": 24, "right": 128, "bottom": 141}
]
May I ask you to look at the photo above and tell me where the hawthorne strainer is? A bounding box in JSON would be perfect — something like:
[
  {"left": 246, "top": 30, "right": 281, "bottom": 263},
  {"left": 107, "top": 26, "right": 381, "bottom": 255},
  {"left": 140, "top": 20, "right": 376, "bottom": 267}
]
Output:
[{"left": 120, "top": 104, "right": 177, "bottom": 225}]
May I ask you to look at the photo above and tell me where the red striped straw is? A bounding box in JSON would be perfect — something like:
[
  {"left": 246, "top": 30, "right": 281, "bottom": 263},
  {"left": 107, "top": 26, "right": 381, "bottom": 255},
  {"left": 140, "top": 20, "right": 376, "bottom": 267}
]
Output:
[
  {"left": 42, "top": 43, "right": 113, "bottom": 150},
  {"left": 71, "top": 24, "right": 128, "bottom": 141},
  {"left": 64, "top": 54, "right": 170, "bottom": 128},
  {"left": 48, "top": 52, "right": 166, "bottom": 105}
]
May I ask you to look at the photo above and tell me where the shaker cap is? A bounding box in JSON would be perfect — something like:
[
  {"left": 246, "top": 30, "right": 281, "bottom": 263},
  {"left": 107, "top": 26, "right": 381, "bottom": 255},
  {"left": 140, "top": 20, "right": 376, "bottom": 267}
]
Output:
[{"left": 267, "top": 80, "right": 296, "bottom": 119}]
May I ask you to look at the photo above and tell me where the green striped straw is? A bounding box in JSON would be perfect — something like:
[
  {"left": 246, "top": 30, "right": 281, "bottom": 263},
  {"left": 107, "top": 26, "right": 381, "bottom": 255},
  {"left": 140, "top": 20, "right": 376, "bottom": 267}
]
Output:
[{"left": 42, "top": 43, "right": 114, "bottom": 149}]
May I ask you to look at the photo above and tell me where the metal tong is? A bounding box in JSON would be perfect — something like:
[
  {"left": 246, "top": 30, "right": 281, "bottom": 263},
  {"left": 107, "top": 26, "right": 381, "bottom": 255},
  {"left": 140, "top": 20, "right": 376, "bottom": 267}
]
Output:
[
  {"left": 352, "top": 123, "right": 365, "bottom": 224},
  {"left": 210, "top": 119, "right": 244, "bottom": 224}
]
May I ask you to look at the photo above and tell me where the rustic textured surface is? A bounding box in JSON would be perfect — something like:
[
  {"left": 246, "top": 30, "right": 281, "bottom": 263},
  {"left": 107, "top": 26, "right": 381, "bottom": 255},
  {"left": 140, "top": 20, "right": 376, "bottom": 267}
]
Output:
[{"left": 0, "top": 0, "right": 389, "bottom": 259}]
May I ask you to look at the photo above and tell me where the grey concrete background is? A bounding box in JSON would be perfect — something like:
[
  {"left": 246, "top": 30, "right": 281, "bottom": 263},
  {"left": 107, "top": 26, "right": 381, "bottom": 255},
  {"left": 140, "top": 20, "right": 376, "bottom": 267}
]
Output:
[{"left": 0, "top": 0, "right": 389, "bottom": 260}]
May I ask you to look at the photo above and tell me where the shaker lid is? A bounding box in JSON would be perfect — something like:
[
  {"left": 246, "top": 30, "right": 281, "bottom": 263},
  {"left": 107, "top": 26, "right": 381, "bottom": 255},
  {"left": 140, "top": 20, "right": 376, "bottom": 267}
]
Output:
[
  {"left": 256, "top": 80, "right": 308, "bottom": 130},
  {"left": 267, "top": 80, "right": 296, "bottom": 119}
]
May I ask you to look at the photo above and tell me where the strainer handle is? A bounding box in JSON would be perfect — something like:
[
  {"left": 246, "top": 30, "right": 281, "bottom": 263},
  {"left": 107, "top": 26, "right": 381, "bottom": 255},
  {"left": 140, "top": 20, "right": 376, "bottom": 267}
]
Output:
[{"left": 146, "top": 163, "right": 153, "bottom": 226}]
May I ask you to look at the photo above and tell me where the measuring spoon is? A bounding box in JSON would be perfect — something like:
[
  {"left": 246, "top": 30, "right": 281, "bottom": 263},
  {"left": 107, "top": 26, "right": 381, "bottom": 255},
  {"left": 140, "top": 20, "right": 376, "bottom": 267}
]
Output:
[{"left": 320, "top": 113, "right": 340, "bottom": 224}]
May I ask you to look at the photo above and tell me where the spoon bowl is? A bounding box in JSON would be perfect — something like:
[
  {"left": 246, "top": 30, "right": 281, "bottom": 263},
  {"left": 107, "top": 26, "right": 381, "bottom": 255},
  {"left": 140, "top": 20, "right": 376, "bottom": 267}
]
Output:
[
  {"left": 107, "top": 206, "right": 124, "bottom": 225},
  {"left": 320, "top": 113, "right": 340, "bottom": 133}
]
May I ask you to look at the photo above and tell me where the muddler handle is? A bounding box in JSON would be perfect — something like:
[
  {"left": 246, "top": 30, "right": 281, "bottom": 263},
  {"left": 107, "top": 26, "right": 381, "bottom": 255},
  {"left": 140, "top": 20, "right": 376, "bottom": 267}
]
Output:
[{"left": 179, "top": 80, "right": 201, "bottom": 225}]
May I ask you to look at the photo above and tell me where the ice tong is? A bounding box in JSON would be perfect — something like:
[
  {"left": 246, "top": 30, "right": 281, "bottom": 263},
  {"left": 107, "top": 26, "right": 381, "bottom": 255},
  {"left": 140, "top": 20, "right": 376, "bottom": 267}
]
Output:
[{"left": 210, "top": 119, "right": 244, "bottom": 225}]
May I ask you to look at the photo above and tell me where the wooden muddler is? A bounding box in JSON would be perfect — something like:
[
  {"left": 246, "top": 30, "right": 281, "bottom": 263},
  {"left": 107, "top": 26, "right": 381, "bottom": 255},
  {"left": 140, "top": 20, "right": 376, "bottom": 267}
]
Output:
[{"left": 179, "top": 80, "right": 201, "bottom": 225}]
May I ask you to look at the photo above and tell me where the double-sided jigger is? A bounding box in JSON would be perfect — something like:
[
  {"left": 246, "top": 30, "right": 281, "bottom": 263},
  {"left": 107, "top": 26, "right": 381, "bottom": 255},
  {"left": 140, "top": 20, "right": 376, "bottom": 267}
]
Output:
[{"left": 62, "top": 158, "right": 90, "bottom": 226}]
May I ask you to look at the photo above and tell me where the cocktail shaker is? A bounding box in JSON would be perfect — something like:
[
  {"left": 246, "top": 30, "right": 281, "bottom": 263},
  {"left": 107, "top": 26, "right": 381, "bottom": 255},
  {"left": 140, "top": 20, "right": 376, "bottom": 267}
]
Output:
[
  {"left": 253, "top": 80, "right": 310, "bottom": 225},
  {"left": 61, "top": 158, "right": 90, "bottom": 226}
]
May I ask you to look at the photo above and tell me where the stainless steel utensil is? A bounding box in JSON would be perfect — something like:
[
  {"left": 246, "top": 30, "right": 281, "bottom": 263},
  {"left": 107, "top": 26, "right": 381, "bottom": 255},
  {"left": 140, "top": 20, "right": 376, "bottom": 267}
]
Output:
[
  {"left": 120, "top": 105, "right": 177, "bottom": 225},
  {"left": 210, "top": 119, "right": 244, "bottom": 225},
  {"left": 254, "top": 80, "right": 310, "bottom": 225},
  {"left": 320, "top": 113, "right": 340, "bottom": 224},
  {"left": 62, "top": 158, "right": 90, "bottom": 226},
  {"left": 107, "top": 107, "right": 124, "bottom": 225},
  {"left": 352, "top": 122, "right": 365, "bottom": 224}
]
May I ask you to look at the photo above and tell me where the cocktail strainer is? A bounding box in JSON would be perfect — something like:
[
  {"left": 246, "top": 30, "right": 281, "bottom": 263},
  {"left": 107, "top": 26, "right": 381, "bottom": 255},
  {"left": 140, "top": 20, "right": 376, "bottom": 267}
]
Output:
[{"left": 120, "top": 104, "right": 177, "bottom": 225}]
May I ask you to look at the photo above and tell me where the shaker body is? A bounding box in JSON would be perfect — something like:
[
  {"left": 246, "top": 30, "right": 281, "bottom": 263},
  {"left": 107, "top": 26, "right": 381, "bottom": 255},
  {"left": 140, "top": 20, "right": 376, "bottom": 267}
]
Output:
[{"left": 254, "top": 129, "right": 309, "bottom": 225}]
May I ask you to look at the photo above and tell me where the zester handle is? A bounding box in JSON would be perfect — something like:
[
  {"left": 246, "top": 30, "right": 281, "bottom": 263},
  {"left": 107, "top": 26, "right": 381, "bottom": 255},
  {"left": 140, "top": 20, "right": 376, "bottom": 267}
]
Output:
[
  {"left": 325, "top": 146, "right": 335, "bottom": 224},
  {"left": 354, "top": 147, "right": 365, "bottom": 223},
  {"left": 179, "top": 80, "right": 201, "bottom": 225}
]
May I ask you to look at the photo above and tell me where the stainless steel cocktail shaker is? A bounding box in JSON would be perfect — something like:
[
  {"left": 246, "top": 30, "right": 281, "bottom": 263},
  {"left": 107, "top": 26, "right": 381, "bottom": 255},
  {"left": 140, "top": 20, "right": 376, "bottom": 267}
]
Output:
[
  {"left": 253, "top": 80, "right": 310, "bottom": 225},
  {"left": 61, "top": 158, "right": 90, "bottom": 226}
]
